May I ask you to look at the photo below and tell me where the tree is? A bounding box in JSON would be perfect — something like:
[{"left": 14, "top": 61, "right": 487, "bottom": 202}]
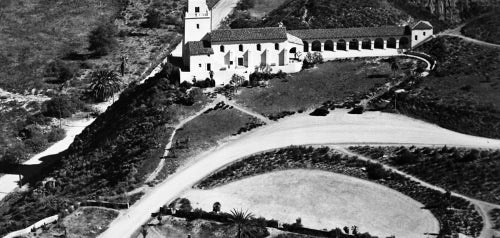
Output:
[
  {"left": 141, "top": 225, "right": 148, "bottom": 238},
  {"left": 230, "top": 74, "right": 246, "bottom": 93},
  {"left": 142, "top": 9, "right": 162, "bottom": 28},
  {"left": 229, "top": 208, "right": 254, "bottom": 238},
  {"left": 89, "top": 69, "right": 121, "bottom": 102},
  {"left": 389, "top": 57, "right": 399, "bottom": 79},
  {"left": 88, "top": 22, "right": 118, "bottom": 56}
]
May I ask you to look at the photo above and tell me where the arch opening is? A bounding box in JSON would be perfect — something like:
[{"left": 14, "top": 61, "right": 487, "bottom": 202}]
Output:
[
  {"left": 387, "top": 38, "right": 397, "bottom": 49},
  {"left": 349, "top": 39, "right": 359, "bottom": 50},
  {"left": 374, "top": 38, "right": 384, "bottom": 49},
  {"left": 312, "top": 40, "right": 322, "bottom": 52},
  {"left": 324, "top": 40, "right": 334, "bottom": 51},
  {"left": 362, "top": 39, "right": 371, "bottom": 50},
  {"left": 337, "top": 39, "right": 346, "bottom": 51},
  {"left": 399, "top": 37, "right": 410, "bottom": 49}
]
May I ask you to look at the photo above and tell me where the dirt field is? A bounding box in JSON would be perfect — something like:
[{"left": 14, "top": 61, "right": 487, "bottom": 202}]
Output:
[{"left": 182, "top": 169, "right": 440, "bottom": 238}]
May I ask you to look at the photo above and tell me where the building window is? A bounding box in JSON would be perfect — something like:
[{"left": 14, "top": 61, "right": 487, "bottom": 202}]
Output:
[
  {"left": 196, "top": 24, "right": 200, "bottom": 29},
  {"left": 257, "top": 44, "right": 261, "bottom": 51},
  {"left": 220, "top": 45, "right": 225, "bottom": 52},
  {"left": 239, "top": 44, "right": 243, "bottom": 52},
  {"left": 230, "top": 61, "right": 234, "bottom": 65},
  {"left": 199, "top": 64, "right": 202, "bottom": 68},
  {"left": 275, "top": 43, "right": 279, "bottom": 50},
  {"left": 195, "top": 7, "right": 200, "bottom": 13},
  {"left": 423, "top": 32, "right": 426, "bottom": 36},
  {"left": 415, "top": 35, "right": 418, "bottom": 40}
]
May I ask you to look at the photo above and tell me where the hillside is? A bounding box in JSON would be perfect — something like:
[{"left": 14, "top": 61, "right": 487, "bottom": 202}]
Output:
[
  {"left": 379, "top": 36, "right": 500, "bottom": 138},
  {"left": 462, "top": 10, "right": 500, "bottom": 44},
  {"left": 0, "top": 65, "right": 208, "bottom": 236},
  {"left": 231, "top": 0, "right": 411, "bottom": 29}
]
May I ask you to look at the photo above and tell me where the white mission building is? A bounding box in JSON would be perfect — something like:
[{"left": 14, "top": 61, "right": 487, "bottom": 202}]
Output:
[{"left": 180, "top": 0, "right": 434, "bottom": 85}]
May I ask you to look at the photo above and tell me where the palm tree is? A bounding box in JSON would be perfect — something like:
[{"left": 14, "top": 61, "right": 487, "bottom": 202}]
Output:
[
  {"left": 89, "top": 69, "right": 121, "bottom": 102},
  {"left": 229, "top": 208, "right": 254, "bottom": 238}
]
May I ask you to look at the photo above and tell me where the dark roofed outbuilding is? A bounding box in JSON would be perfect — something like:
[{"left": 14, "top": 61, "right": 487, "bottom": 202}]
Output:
[
  {"left": 411, "top": 21, "right": 433, "bottom": 30},
  {"left": 289, "top": 26, "right": 410, "bottom": 41},
  {"left": 207, "top": 27, "right": 288, "bottom": 43}
]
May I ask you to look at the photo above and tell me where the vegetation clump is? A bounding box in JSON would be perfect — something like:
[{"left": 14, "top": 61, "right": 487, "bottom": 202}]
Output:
[{"left": 350, "top": 145, "right": 500, "bottom": 204}]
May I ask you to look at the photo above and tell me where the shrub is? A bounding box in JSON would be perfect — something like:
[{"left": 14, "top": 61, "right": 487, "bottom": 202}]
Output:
[
  {"left": 88, "top": 22, "right": 118, "bottom": 56},
  {"left": 142, "top": 9, "right": 162, "bottom": 28},
  {"left": 47, "top": 127, "right": 66, "bottom": 143},
  {"left": 309, "top": 107, "right": 329, "bottom": 116},
  {"left": 42, "top": 95, "right": 83, "bottom": 118},
  {"left": 303, "top": 52, "right": 323, "bottom": 69},
  {"left": 44, "top": 60, "right": 77, "bottom": 83},
  {"left": 24, "top": 133, "right": 48, "bottom": 153},
  {"left": 365, "top": 163, "right": 389, "bottom": 180}
]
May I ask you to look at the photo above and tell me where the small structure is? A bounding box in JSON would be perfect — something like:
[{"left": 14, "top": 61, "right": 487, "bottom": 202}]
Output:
[{"left": 180, "top": 0, "right": 434, "bottom": 85}]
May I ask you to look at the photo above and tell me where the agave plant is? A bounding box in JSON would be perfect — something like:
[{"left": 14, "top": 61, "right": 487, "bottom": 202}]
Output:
[
  {"left": 89, "top": 69, "right": 121, "bottom": 102},
  {"left": 229, "top": 208, "right": 255, "bottom": 238}
]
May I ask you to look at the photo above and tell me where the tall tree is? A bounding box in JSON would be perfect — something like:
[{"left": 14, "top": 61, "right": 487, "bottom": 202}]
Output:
[
  {"left": 88, "top": 22, "right": 118, "bottom": 56},
  {"left": 89, "top": 69, "right": 121, "bottom": 102}
]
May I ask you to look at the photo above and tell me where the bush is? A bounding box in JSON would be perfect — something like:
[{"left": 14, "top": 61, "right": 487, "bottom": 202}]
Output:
[
  {"left": 142, "top": 9, "right": 162, "bottom": 28},
  {"left": 42, "top": 95, "right": 83, "bottom": 118},
  {"left": 309, "top": 107, "right": 329, "bottom": 116},
  {"left": 302, "top": 52, "right": 323, "bottom": 69},
  {"left": 365, "top": 163, "right": 389, "bottom": 180},
  {"left": 47, "top": 127, "right": 66, "bottom": 143},
  {"left": 44, "top": 60, "right": 77, "bottom": 83},
  {"left": 88, "top": 22, "right": 118, "bottom": 56}
]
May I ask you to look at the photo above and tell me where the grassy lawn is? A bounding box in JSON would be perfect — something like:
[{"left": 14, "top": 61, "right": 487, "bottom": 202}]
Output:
[
  {"left": 25, "top": 207, "right": 119, "bottom": 238},
  {"left": 462, "top": 10, "right": 500, "bottom": 45},
  {"left": 234, "top": 59, "right": 400, "bottom": 117},
  {"left": 157, "top": 104, "right": 264, "bottom": 180}
]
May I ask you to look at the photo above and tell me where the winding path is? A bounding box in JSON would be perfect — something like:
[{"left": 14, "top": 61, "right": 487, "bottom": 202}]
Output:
[
  {"left": 438, "top": 14, "right": 500, "bottom": 49},
  {"left": 99, "top": 109, "right": 500, "bottom": 238}
]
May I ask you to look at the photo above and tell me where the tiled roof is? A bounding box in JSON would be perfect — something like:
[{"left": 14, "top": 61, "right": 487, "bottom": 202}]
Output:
[
  {"left": 412, "top": 21, "right": 433, "bottom": 30},
  {"left": 186, "top": 41, "right": 214, "bottom": 55},
  {"left": 289, "top": 26, "right": 409, "bottom": 40},
  {"left": 207, "top": 0, "right": 221, "bottom": 9},
  {"left": 287, "top": 33, "right": 303, "bottom": 45},
  {"left": 208, "top": 27, "right": 288, "bottom": 43}
]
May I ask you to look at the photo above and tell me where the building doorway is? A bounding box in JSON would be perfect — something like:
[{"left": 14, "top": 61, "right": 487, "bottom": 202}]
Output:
[{"left": 206, "top": 63, "right": 211, "bottom": 71}]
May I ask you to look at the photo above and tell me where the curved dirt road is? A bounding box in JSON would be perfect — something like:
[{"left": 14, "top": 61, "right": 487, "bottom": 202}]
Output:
[{"left": 99, "top": 110, "right": 500, "bottom": 238}]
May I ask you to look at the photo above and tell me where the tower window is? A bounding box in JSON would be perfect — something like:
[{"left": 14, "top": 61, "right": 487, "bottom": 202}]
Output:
[
  {"left": 220, "top": 45, "right": 225, "bottom": 52},
  {"left": 257, "top": 44, "right": 261, "bottom": 51},
  {"left": 196, "top": 24, "right": 200, "bottom": 29},
  {"left": 423, "top": 32, "right": 426, "bottom": 36},
  {"left": 195, "top": 7, "right": 200, "bottom": 13},
  {"left": 239, "top": 44, "right": 243, "bottom": 52},
  {"left": 275, "top": 43, "right": 279, "bottom": 50},
  {"left": 415, "top": 35, "right": 418, "bottom": 40}
]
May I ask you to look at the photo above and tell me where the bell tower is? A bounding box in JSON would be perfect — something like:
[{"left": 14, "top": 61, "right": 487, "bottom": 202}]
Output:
[{"left": 183, "top": 0, "right": 212, "bottom": 43}]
